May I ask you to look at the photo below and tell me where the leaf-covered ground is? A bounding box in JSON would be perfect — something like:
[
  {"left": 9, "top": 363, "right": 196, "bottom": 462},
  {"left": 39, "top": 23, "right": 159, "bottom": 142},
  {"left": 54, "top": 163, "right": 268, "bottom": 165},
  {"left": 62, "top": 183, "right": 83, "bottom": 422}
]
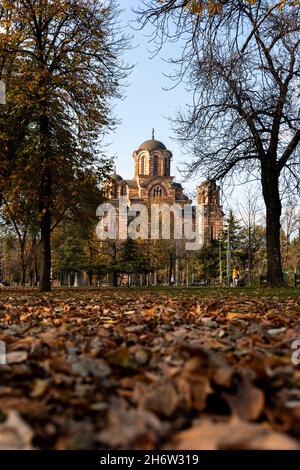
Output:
[{"left": 1, "top": 287, "right": 300, "bottom": 450}]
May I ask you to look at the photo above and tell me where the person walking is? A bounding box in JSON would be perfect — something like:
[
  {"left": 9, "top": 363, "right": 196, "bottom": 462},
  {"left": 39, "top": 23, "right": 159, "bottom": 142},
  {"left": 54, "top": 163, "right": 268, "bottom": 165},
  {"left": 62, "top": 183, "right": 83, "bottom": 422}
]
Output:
[{"left": 232, "top": 266, "right": 240, "bottom": 287}]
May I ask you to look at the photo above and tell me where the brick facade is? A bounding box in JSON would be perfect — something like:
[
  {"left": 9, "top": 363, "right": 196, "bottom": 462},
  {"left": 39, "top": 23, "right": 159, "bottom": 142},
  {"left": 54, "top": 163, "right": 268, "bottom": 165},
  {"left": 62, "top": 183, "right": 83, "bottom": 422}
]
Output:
[{"left": 105, "top": 138, "right": 223, "bottom": 242}]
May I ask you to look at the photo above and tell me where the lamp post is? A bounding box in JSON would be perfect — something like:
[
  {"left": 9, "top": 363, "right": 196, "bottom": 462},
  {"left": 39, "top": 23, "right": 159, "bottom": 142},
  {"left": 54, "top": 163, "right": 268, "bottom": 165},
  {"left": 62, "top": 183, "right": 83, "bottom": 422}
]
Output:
[
  {"left": 218, "top": 232, "right": 223, "bottom": 286},
  {"left": 175, "top": 255, "right": 179, "bottom": 286},
  {"left": 226, "top": 221, "right": 231, "bottom": 287}
]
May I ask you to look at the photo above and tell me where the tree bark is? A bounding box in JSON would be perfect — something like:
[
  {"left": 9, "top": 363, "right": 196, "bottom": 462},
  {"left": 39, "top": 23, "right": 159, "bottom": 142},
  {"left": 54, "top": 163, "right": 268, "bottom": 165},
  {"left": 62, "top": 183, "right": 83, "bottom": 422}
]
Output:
[
  {"left": 39, "top": 114, "right": 52, "bottom": 292},
  {"left": 261, "top": 166, "right": 286, "bottom": 287},
  {"left": 34, "top": 256, "right": 39, "bottom": 287},
  {"left": 112, "top": 270, "right": 118, "bottom": 287},
  {"left": 39, "top": 206, "right": 51, "bottom": 292},
  {"left": 20, "top": 242, "right": 27, "bottom": 287},
  {"left": 21, "top": 266, "right": 26, "bottom": 287},
  {"left": 111, "top": 242, "right": 118, "bottom": 287}
]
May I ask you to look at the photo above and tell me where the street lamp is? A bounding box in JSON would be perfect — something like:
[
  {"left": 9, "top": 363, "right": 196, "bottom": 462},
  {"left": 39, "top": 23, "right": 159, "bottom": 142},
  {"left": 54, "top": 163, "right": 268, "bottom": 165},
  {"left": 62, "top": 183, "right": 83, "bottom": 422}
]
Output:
[
  {"left": 218, "top": 232, "right": 223, "bottom": 286},
  {"left": 226, "top": 221, "right": 231, "bottom": 287}
]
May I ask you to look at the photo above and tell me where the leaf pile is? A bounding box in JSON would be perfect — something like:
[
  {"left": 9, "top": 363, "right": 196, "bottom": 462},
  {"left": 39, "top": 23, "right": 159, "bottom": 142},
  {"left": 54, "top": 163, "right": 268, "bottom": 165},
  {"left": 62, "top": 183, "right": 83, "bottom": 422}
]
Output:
[{"left": 0, "top": 289, "right": 300, "bottom": 449}]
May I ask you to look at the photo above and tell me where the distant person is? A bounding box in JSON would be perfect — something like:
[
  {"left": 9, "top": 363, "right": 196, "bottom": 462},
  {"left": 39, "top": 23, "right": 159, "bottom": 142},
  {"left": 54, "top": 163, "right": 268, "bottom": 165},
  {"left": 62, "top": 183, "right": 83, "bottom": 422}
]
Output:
[{"left": 232, "top": 266, "right": 240, "bottom": 287}]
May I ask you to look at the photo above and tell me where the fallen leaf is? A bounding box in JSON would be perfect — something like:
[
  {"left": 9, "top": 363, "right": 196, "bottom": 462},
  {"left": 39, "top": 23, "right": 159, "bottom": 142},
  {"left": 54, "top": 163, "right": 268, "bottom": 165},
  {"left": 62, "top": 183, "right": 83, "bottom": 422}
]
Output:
[
  {"left": 31, "top": 379, "right": 49, "bottom": 398},
  {"left": 223, "top": 376, "right": 264, "bottom": 421},
  {"left": 166, "top": 417, "right": 299, "bottom": 450},
  {"left": 267, "top": 327, "right": 287, "bottom": 336},
  {"left": 0, "top": 411, "right": 34, "bottom": 450},
  {"left": 6, "top": 351, "right": 28, "bottom": 364},
  {"left": 98, "top": 406, "right": 162, "bottom": 449},
  {"left": 107, "top": 344, "right": 138, "bottom": 369},
  {"left": 139, "top": 381, "right": 180, "bottom": 417}
]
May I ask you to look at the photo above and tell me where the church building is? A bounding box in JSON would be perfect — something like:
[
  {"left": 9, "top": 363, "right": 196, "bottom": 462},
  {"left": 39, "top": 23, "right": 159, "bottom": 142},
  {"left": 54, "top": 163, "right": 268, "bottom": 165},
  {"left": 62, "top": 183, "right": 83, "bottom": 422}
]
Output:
[
  {"left": 106, "top": 134, "right": 224, "bottom": 242},
  {"left": 107, "top": 136, "right": 192, "bottom": 207},
  {"left": 55, "top": 135, "right": 224, "bottom": 287}
]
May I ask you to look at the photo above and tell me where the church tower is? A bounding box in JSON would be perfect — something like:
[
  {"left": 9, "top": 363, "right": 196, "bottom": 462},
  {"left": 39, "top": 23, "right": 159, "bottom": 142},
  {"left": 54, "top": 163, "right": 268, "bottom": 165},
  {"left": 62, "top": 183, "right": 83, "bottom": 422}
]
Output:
[
  {"left": 132, "top": 132, "right": 172, "bottom": 180},
  {"left": 197, "top": 180, "right": 224, "bottom": 241},
  {"left": 107, "top": 134, "right": 191, "bottom": 207}
]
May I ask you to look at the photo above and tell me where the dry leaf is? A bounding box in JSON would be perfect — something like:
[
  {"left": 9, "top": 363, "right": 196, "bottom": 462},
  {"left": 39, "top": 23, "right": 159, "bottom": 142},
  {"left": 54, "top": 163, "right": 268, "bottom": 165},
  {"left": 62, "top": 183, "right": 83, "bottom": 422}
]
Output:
[
  {"left": 139, "top": 381, "right": 180, "bottom": 418},
  {"left": 0, "top": 411, "right": 34, "bottom": 450},
  {"left": 6, "top": 351, "right": 28, "bottom": 364},
  {"left": 166, "top": 417, "right": 299, "bottom": 450},
  {"left": 99, "top": 406, "right": 162, "bottom": 449},
  {"left": 223, "top": 376, "right": 265, "bottom": 421}
]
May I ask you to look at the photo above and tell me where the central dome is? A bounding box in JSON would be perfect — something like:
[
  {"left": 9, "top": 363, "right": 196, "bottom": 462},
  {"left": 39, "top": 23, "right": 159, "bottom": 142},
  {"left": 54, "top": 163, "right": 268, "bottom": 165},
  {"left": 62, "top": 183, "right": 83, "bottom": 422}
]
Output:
[{"left": 138, "top": 139, "right": 167, "bottom": 152}]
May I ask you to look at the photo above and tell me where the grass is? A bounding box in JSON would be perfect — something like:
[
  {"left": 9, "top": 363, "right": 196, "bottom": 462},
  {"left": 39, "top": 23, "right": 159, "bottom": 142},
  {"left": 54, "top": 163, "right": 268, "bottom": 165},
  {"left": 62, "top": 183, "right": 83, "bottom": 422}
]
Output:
[
  {"left": 138, "top": 285, "right": 300, "bottom": 299},
  {"left": 1, "top": 285, "right": 300, "bottom": 299}
]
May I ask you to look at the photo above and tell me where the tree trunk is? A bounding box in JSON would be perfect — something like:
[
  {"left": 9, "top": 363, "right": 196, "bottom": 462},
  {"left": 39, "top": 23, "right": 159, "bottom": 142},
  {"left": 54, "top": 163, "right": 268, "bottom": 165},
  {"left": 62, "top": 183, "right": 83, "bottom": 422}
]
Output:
[
  {"left": 39, "top": 114, "right": 52, "bottom": 292},
  {"left": 112, "top": 270, "right": 118, "bottom": 287},
  {"left": 168, "top": 253, "right": 174, "bottom": 285},
  {"left": 261, "top": 167, "right": 286, "bottom": 287},
  {"left": 20, "top": 243, "right": 27, "bottom": 287},
  {"left": 21, "top": 266, "right": 26, "bottom": 287},
  {"left": 39, "top": 207, "right": 51, "bottom": 291},
  {"left": 34, "top": 257, "right": 39, "bottom": 286}
]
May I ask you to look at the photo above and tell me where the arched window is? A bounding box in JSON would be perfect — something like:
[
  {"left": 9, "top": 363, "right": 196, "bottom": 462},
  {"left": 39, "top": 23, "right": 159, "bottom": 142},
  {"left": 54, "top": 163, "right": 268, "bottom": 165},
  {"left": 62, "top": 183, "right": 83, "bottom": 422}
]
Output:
[
  {"left": 111, "top": 182, "right": 117, "bottom": 198},
  {"left": 151, "top": 185, "right": 164, "bottom": 198},
  {"left": 164, "top": 158, "right": 170, "bottom": 176},
  {"left": 153, "top": 156, "right": 159, "bottom": 176},
  {"left": 140, "top": 155, "right": 145, "bottom": 175},
  {"left": 120, "top": 185, "right": 127, "bottom": 196}
]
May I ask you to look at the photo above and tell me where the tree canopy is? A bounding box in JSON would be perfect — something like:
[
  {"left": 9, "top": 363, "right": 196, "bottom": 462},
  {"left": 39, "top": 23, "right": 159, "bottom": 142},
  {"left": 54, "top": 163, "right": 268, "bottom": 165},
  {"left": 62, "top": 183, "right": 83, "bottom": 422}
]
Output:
[
  {"left": 0, "top": 0, "right": 129, "bottom": 291},
  {"left": 138, "top": 0, "right": 300, "bottom": 286}
]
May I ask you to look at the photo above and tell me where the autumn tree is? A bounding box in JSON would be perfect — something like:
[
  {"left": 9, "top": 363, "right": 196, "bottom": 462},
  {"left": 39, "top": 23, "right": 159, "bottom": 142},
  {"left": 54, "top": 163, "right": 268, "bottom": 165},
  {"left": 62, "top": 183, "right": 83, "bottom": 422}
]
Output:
[
  {"left": 52, "top": 171, "right": 103, "bottom": 285},
  {"left": 0, "top": 227, "right": 22, "bottom": 284},
  {"left": 138, "top": 0, "right": 300, "bottom": 286},
  {"left": 281, "top": 200, "right": 300, "bottom": 268},
  {"left": 197, "top": 240, "right": 219, "bottom": 284},
  {"left": 237, "top": 190, "right": 264, "bottom": 285},
  {"left": 146, "top": 1, "right": 299, "bottom": 18},
  {"left": 0, "top": 0, "right": 129, "bottom": 291}
]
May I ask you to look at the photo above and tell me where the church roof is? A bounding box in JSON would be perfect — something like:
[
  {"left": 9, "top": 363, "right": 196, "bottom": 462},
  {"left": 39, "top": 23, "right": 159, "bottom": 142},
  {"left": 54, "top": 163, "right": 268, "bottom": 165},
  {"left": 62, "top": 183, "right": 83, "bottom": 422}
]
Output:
[
  {"left": 125, "top": 179, "right": 138, "bottom": 189},
  {"left": 110, "top": 172, "right": 123, "bottom": 182},
  {"left": 172, "top": 182, "right": 183, "bottom": 189},
  {"left": 138, "top": 139, "right": 167, "bottom": 152}
]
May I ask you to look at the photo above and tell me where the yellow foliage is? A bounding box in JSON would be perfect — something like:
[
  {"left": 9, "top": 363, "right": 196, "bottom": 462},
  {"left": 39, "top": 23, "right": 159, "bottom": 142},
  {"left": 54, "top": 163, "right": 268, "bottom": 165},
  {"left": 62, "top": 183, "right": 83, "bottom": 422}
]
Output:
[{"left": 170, "top": 0, "right": 299, "bottom": 16}]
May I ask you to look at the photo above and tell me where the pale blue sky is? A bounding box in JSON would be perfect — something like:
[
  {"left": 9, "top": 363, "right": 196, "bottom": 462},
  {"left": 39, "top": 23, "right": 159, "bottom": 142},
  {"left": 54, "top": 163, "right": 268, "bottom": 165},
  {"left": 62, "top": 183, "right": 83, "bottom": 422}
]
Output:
[
  {"left": 104, "top": 0, "right": 261, "bottom": 210},
  {"left": 104, "top": 1, "right": 197, "bottom": 193}
]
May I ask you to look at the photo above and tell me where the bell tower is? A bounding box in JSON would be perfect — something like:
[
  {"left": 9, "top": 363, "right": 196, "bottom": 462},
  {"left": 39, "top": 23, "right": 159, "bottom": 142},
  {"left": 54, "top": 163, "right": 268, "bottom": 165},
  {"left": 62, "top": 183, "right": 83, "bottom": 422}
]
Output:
[{"left": 197, "top": 180, "right": 223, "bottom": 241}]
